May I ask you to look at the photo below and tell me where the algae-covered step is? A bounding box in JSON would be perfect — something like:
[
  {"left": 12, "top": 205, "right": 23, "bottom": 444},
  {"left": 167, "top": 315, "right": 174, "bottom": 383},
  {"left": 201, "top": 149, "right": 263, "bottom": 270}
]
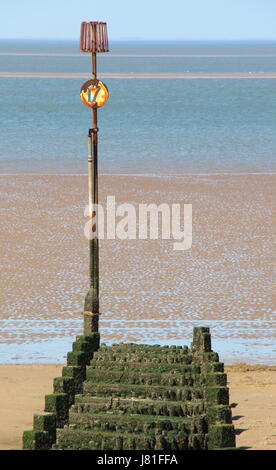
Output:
[
  {"left": 91, "top": 361, "right": 199, "bottom": 374},
  {"left": 22, "top": 327, "right": 237, "bottom": 450},
  {"left": 93, "top": 349, "right": 193, "bottom": 364},
  {"left": 83, "top": 381, "right": 202, "bottom": 400},
  {"left": 54, "top": 428, "right": 205, "bottom": 450},
  {"left": 99, "top": 344, "right": 189, "bottom": 353},
  {"left": 73, "top": 396, "right": 205, "bottom": 417},
  {"left": 85, "top": 368, "right": 197, "bottom": 386},
  {"left": 68, "top": 411, "right": 199, "bottom": 434}
]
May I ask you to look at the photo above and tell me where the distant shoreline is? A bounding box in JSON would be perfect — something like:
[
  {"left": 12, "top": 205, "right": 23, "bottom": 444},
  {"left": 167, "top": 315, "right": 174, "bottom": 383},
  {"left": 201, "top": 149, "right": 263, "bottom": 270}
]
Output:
[
  {"left": 0, "top": 171, "right": 275, "bottom": 177},
  {"left": 2, "top": 52, "right": 276, "bottom": 58},
  {"left": 1, "top": 71, "right": 276, "bottom": 79}
]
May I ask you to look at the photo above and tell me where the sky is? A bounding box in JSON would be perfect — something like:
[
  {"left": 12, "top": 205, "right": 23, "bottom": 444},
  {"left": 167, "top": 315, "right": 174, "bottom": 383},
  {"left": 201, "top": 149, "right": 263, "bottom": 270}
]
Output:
[{"left": 0, "top": 0, "right": 276, "bottom": 41}]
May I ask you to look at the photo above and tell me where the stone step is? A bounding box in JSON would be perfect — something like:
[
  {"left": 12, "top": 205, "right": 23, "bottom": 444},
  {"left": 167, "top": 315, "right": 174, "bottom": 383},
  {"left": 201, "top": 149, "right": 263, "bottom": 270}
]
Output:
[
  {"left": 86, "top": 368, "right": 197, "bottom": 386},
  {"left": 83, "top": 382, "right": 202, "bottom": 401},
  {"left": 91, "top": 361, "right": 200, "bottom": 374},
  {"left": 22, "top": 328, "right": 235, "bottom": 451},
  {"left": 55, "top": 428, "right": 204, "bottom": 450},
  {"left": 73, "top": 396, "right": 205, "bottom": 417},
  {"left": 68, "top": 411, "right": 200, "bottom": 434},
  {"left": 100, "top": 344, "right": 189, "bottom": 354},
  {"left": 93, "top": 351, "right": 193, "bottom": 364}
]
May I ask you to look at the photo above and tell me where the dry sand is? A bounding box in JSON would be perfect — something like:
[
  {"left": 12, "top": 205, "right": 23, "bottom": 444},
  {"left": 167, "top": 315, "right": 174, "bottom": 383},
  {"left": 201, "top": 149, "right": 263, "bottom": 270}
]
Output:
[
  {"left": 0, "top": 363, "right": 275, "bottom": 450},
  {"left": 0, "top": 364, "right": 62, "bottom": 450},
  {"left": 225, "top": 364, "right": 276, "bottom": 450}
]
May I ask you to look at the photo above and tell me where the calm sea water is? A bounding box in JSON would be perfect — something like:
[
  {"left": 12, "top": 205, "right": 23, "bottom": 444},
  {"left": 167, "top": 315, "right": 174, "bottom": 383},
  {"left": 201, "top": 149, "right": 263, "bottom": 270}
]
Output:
[{"left": 0, "top": 39, "right": 276, "bottom": 174}]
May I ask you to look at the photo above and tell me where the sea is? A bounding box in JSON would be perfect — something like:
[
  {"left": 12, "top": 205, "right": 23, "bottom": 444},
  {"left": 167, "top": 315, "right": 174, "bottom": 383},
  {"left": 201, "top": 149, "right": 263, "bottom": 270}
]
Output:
[
  {"left": 0, "top": 39, "right": 275, "bottom": 364},
  {"left": 0, "top": 39, "right": 276, "bottom": 174}
]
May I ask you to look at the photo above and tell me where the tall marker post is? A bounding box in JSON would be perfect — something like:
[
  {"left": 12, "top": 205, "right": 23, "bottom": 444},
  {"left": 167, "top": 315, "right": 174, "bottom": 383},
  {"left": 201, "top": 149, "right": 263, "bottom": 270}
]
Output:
[{"left": 80, "top": 21, "right": 109, "bottom": 334}]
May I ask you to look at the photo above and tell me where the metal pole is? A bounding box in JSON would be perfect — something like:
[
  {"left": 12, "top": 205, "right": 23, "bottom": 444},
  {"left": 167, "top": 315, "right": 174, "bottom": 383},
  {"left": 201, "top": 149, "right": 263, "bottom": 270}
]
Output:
[
  {"left": 84, "top": 52, "right": 99, "bottom": 333},
  {"left": 81, "top": 22, "right": 109, "bottom": 335}
]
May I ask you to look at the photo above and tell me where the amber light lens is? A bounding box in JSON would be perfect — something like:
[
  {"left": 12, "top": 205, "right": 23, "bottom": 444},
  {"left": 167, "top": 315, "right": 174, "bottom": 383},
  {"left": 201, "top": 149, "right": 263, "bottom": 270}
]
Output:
[{"left": 80, "top": 79, "right": 109, "bottom": 108}]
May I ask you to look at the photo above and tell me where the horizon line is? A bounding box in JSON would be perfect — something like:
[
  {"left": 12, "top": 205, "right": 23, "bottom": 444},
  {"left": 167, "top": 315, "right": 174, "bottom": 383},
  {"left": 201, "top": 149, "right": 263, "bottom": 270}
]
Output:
[{"left": 1, "top": 37, "right": 276, "bottom": 42}]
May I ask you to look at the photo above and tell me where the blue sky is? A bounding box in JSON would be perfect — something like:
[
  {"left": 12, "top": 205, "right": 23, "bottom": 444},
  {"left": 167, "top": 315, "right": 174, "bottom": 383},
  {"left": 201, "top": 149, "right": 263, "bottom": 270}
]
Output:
[{"left": 1, "top": 0, "right": 276, "bottom": 40}]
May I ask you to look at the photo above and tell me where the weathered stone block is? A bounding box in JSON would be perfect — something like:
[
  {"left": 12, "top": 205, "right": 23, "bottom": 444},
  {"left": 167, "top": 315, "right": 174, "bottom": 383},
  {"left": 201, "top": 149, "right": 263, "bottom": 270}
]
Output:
[
  {"left": 193, "top": 327, "right": 210, "bottom": 340},
  {"left": 67, "top": 351, "right": 92, "bottom": 366},
  {"left": 77, "top": 332, "right": 100, "bottom": 351},
  {"left": 206, "top": 362, "right": 224, "bottom": 373},
  {"left": 62, "top": 366, "right": 85, "bottom": 394},
  {"left": 203, "top": 352, "right": 219, "bottom": 362},
  {"left": 73, "top": 340, "right": 92, "bottom": 353},
  {"left": 205, "top": 373, "right": 227, "bottom": 387},
  {"left": 188, "top": 433, "right": 206, "bottom": 450},
  {"left": 192, "top": 327, "right": 211, "bottom": 352},
  {"left": 33, "top": 413, "right": 56, "bottom": 444},
  {"left": 83, "top": 313, "right": 99, "bottom": 335},
  {"left": 205, "top": 386, "right": 229, "bottom": 405},
  {"left": 53, "top": 377, "right": 75, "bottom": 405},
  {"left": 44, "top": 393, "right": 69, "bottom": 428},
  {"left": 208, "top": 424, "right": 236, "bottom": 449},
  {"left": 22, "top": 430, "right": 50, "bottom": 450},
  {"left": 192, "top": 416, "right": 208, "bottom": 434},
  {"left": 206, "top": 405, "right": 232, "bottom": 424}
]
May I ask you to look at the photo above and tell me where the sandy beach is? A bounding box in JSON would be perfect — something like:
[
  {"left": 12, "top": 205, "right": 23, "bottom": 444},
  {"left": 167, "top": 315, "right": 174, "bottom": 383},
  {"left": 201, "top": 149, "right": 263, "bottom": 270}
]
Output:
[{"left": 0, "top": 363, "right": 275, "bottom": 450}]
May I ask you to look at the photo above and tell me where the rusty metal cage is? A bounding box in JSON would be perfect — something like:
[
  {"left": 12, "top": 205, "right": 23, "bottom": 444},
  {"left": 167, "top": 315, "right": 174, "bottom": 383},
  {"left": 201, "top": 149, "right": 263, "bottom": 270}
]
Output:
[{"left": 80, "top": 21, "right": 109, "bottom": 53}]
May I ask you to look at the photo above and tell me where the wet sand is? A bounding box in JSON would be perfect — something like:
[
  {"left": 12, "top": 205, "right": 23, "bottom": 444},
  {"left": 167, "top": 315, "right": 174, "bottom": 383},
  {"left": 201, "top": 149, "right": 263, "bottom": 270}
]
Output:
[
  {"left": 0, "top": 363, "right": 275, "bottom": 450},
  {"left": 1, "top": 72, "right": 276, "bottom": 78},
  {"left": 0, "top": 173, "right": 275, "bottom": 364}
]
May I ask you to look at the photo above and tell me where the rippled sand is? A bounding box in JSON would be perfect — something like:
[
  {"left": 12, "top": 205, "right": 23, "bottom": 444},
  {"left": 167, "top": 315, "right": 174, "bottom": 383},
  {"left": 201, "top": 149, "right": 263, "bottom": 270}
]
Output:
[{"left": 0, "top": 173, "right": 275, "bottom": 363}]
